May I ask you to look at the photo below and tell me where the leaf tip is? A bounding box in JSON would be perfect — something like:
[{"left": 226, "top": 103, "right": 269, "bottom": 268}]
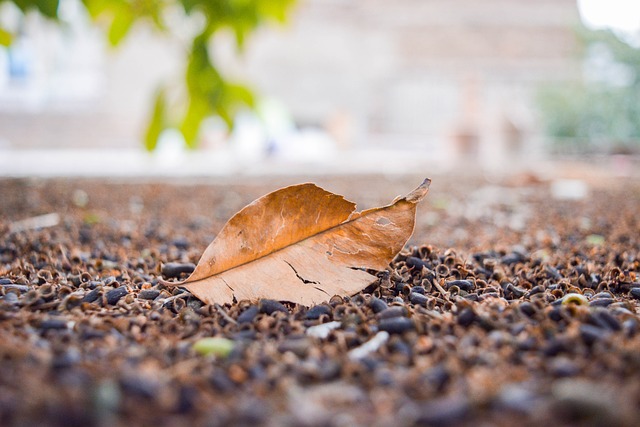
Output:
[{"left": 405, "top": 178, "right": 431, "bottom": 203}]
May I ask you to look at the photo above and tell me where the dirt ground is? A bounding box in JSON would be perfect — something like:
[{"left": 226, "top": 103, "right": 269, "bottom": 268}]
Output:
[{"left": 1, "top": 172, "right": 640, "bottom": 426}]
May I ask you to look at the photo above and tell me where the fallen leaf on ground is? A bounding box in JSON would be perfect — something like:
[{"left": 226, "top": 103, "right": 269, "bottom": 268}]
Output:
[{"left": 167, "top": 178, "right": 431, "bottom": 305}]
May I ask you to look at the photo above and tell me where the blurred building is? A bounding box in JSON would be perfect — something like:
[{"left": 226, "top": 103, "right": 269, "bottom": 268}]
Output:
[
  {"left": 231, "top": 0, "right": 581, "bottom": 162},
  {"left": 0, "top": 0, "right": 581, "bottom": 163}
]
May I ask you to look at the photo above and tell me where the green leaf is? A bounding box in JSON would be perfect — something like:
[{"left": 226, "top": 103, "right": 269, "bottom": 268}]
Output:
[
  {"left": 226, "top": 83, "right": 255, "bottom": 108},
  {"left": 193, "top": 337, "right": 234, "bottom": 358},
  {"left": 107, "top": 8, "right": 135, "bottom": 46},
  {"left": 82, "top": 0, "right": 112, "bottom": 19},
  {"left": 144, "top": 88, "right": 167, "bottom": 151},
  {"left": 36, "top": 0, "right": 60, "bottom": 18},
  {"left": 12, "top": 0, "right": 59, "bottom": 18},
  {"left": 180, "top": 96, "right": 209, "bottom": 148},
  {"left": 0, "top": 28, "right": 13, "bottom": 47}
]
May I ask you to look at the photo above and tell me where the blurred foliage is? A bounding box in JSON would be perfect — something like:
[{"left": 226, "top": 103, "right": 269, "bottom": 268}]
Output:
[
  {"left": 0, "top": 0, "right": 296, "bottom": 150},
  {"left": 537, "top": 28, "right": 640, "bottom": 153}
]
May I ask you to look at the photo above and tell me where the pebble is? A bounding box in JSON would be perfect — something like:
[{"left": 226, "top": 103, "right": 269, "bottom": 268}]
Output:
[
  {"left": 259, "top": 299, "right": 288, "bottom": 315},
  {"left": 138, "top": 289, "right": 160, "bottom": 300},
  {"left": 237, "top": 305, "right": 259, "bottom": 323},
  {"left": 306, "top": 321, "right": 341, "bottom": 339},
  {"left": 105, "top": 287, "right": 128, "bottom": 305},
  {"left": 348, "top": 331, "right": 389, "bottom": 360},
  {"left": 161, "top": 262, "right": 196, "bottom": 279},
  {"left": 630, "top": 288, "right": 640, "bottom": 299},
  {"left": 378, "top": 317, "right": 414, "bottom": 334}
]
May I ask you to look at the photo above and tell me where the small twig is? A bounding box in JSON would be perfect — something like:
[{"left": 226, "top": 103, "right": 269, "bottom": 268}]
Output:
[
  {"left": 214, "top": 303, "right": 237, "bottom": 325},
  {"left": 432, "top": 278, "right": 450, "bottom": 301},
  {"left": 157, "top": 293, "right": 189, "bottom": 306}
]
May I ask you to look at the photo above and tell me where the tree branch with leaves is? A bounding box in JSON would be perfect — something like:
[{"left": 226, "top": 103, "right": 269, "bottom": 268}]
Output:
[{"left": 0, "top": 0, "right": 296, "bottom": 150}]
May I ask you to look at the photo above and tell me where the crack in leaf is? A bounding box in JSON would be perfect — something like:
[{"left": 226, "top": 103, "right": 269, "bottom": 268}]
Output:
[
  {"left": 221, "top": 277, "right": 234, "bottom": 293},
  {"left": 284, "top": 260, "right": 320, "bottom": 285}
]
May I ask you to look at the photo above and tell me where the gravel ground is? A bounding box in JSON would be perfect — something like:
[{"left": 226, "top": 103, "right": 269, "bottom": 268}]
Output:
[{"left": 1, "top": 174, "right": 640, "bottom": 426}]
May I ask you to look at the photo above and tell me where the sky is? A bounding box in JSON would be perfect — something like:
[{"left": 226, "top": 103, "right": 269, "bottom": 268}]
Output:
[{"left": 578, "top": 0, "right": 640, "bottom": 36}]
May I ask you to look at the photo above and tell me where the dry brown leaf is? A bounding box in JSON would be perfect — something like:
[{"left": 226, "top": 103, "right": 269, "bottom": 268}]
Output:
[{"left": 169, "top": 178, "right": 431, "bottom": 306}]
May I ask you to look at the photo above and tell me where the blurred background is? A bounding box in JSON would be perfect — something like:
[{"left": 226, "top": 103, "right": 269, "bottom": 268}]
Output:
[{"left": 0, "top": 0, "right": 638, "bottom": 177}]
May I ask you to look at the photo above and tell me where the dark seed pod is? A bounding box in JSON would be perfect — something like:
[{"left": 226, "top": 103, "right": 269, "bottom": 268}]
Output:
[
  {"left": 378, "top": 317, "right": 414, "bottom": 334},
  {"left": 504, "top": 283, "right": 526, "bottom": 299},
  {"left": 457, "top": 307, "right": 476, "bottom": 327},
  {"left": 589, "top": 298, "right": 614, "bottom": 308},
  {"left": 446, "top": 280, "right": 475, "bottom": 292},
  {"left": 161, "top": 262, "right": 196, "bottom": 279},
  {"left": 395, "top": 282, "right": 410, "bottom": 295},
  {"left": 105, "top": 287, "right": 128, "bottom": 305},
  {"left": 60, "top": 293, "right": 83, "bottom": 311},
  {"left": 501, "top": 252, "right": 526, "bottom": 265},
  {"left": 377, "top": 306, "right": 408, "bottom": 320},
  {"left": 39, "top": 318, "right": 69, "bottom": 330},
  {"left": 237, "top": 305, "right": 259, "bottom": 323},
  {"left": 259, "top": 299, "right": 288, "bottom": 315},
  {"left": 81, "top": 288, "right": 101, "bottom": 304},
  {"left": 519, "top": 302, "right": 537, "bottom": 317},
  {"left": 580, "top": 324, "right": 610, "bottom": 346},
  {"left": 369, "top": 297, "right": 388, "bottom": 313},
  {"left": 138, "top": 289, "right": 160, "bottom": 300},
  {"left": 527, "top": 285, "right": 545, "bottom": 297},
  {"left": 305, "top": 304, "right": 331, "bottom": 320},
  {"left": 409, "top": 292, "right": 428, "bottom": 306},
  {"left": 411, "top": 286, "right": 426, "bottom": 295},
  {"left": 406, "top": 256, "right": 428, "bottom": 270}
]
